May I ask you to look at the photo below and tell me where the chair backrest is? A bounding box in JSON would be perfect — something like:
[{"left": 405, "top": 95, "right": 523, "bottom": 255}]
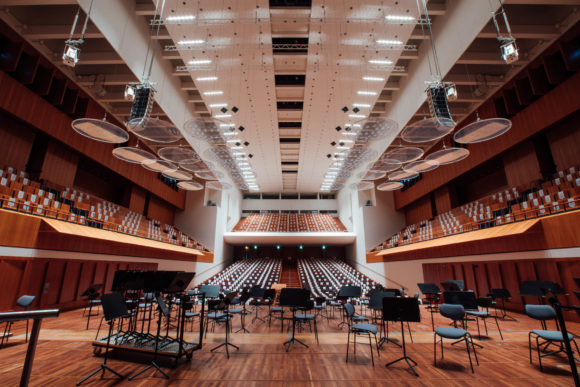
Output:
[
  {"left": 443, "top": 291, "right": 479, "bottom": 310},
  {"left": 343, "top": 302, "right": 355, "bottom": 318},
  {"left": 17, "top": 295, "right": 35, "bottom": 308},
  {"left": 440, "top": 303, "right": 465, "bottom": 321},
  {"left": 525, "top": 304, "right": 556, "bottom": 321}
]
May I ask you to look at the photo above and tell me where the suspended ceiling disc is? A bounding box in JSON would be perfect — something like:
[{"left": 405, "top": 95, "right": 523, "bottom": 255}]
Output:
[
  {"left": 177, "top": 180, "right": 204, "bottom": 191},
  {"left": 158, "top": 146, "right": 199, "bottom": 163},
  {"left": 355, "top": 119, "right": 398, "bottom": 143},
  {"left": 400, "top": 117, "right": 455, "bottom": 143},
  {"left": 361, "top": 170, "right": 387, "bottom": 180},
  {"left": 112, "top": 147, "right": 156, "bottom": 164},
  {"left": 184, "top": 118, "right": 226, "bottom": 144},
  {"left": 72, "top": 118, "right": 129, "bottom": 143},
  {"left": 377, "top": 181, "right": 404, "bottom": 191},
  {"left": 403, "top": 159, "right": 440, "bottom": 173},
  {"left": 357, "top": 181, "right": 375, "bottom": 191},
  {"left": 389, "top": 170, "right": 419, "bottom": 181},
  {"left": 453, "top": 118, "right": 512, "bottom": 144},
  {"left": 195, "top": 171, "right": 219, "bottom": 180},
  {"left": 162, "top": 169, "right": 193, "bottom": 180},
  {"left": 371, "top": 159, "right": 402, "bottom": 173},
  {"left": 206, "top": 181, "right": 231, "bottom": 190},
  {"left": 127, "top": 117, "right": 182, "bottom": 143},
  {"left": 180, "top": 159, "right": 213, "bottom": 173},
  {"left": 425, "top": 147, "right": 470, "bottom": 165},
  {"left": 142, "top": 159, "right": 177, "bottom": 173},
  {"left": 383, "top": 147, "right": 424, "bottom": 163}
]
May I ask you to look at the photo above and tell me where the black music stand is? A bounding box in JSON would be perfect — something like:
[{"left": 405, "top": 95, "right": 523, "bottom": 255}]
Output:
[
  {"left": 235, "top": 291, "right": 252, "bottom": 334},
  {"left": 417, "top": 283, "right": 441, "bottom": 330},
  {"left": 373, "top": 291, "right": 401, "bottom": 349},
  {"left": 199, "top": 285, "right": 220, "bottom": 299},
  {"left": 81, "top": 283, "right": 103, "bottom": 330},
  {"left": 383, "top": 297, "right": 421, "bottom": 376},
  {"left": 441, "top": 281, "right": 462, "bottom": 292},
  {"left": 77, "top": 293, "right": 126, "bottom": 385},
  {"left": 337, "top": 286, "right": 362, "bottom": 328},
  {"left": 128, "top": 294, "right": 170, "bottom": 380},
  {"left": 279, "top": 288, "right": 310, "bottom": 352},
  {"left": 250, "top": 286, "right": 266, "bottom": 324},
  {"left": 210, "top": 292, "right": 239, "bottom": 358},
  {"left": 490, "top": 288, "right": 517, "bottom": 321}
]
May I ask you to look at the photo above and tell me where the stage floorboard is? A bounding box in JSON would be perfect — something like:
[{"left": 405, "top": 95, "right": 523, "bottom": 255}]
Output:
[{"left": 0, "top": 305, "right": 578, "bottom": 386}]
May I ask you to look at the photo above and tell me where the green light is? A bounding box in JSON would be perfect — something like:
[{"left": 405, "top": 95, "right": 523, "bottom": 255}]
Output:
[
  {"left": 254, "top": 244, "right": 258, "bottom": 250},
  {"left": 276, "top": 244, "right": 281, "bottom": 250},
  {"left": 299, "top": 244, "right": 303, "bottom": 250},
  {"left": 322, "top": 245, "right": 326, "bottom": 250}
]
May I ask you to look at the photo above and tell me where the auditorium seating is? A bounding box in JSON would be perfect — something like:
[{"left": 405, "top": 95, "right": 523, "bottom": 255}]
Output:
[
  {"left": 233, "top": 213, "right": 347, "bottom": 232},
  {"left": 298, "top": 257, "right": 380, "bottom": 298},
  {"left": 0, "top": 166, "right": 211, "bottom": 252},
  {"left": 200, "top": 257, "right": 282, "bottom": 292},
  {"left": 371, "top": 166, "right": 580, "bottom": 252}
]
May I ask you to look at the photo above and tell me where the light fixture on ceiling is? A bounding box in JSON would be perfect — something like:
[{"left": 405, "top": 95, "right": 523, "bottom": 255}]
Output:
[
  {"left": 357, "top": 91, "right": 377, "bottom": 96},
  {"left": 124, "top": 84, "right": 137, "bottom": 101},
  {"left": 178, "top": 39, "right": 204, "bottom": 45},
  {"left": 368, "top": 59, "right": 393, "bottom": 65},
  {"left": 348, "top": 114, "right": 366, "bottom": 119},
  {"left": 165, "top": 14, "right": 195, "bottom": 22},
  {"left": 196, "top": 76, "right": 218, "bottom": 82},
  {"left": 203, "top": 91, "right": 224, "bottom": 96},
  {"left": 353, "top": 103, "right": 371, "bottom": 108},
  {"left": 213, "top": 114, "right": 231, "bottom": 119},
  {"left": 491, "top": 2, "right": 518, "bottom": 64},
  {"left": 189, "top": 59, "right": 212, "bottom": 65},
  {"left": 385, "top": 14, "right": 415, "bottom": 22},
  {"left": 62, "top": 1, "right": 93, "bottom": 67},
  {"left": 210, "top": 103, "right": 228, "bottom": 108},
  {"left": 362, "top": 76, "right": 385, "bottom": 82},
  {"left": 376, "top": 39, "right": 403, "bottom": 45}
]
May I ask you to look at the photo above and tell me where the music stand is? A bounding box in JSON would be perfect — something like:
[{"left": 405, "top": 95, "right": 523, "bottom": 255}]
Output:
[
  {"left": 128, "top": 294, "right": 170, "bottom": 380},
  {"left": 235, "top": 291, "right": 252, "bottom": 334},
  {"left": 279, "top": 288, "right": 310, "bottom": 352},
  {"left": 77, "top": 293, "right": 126, "bottom": 385},
  {"left": 490, "top": 289, "right": 516, "bottom": 321},
  {"left": 250, "top": 286, "right": 266, "bottom": 324},
  {"left": 441, "top": 281, "right": 461, "bottom": 291},
  {"left": 210, "top": 292, "right": 239, "bottom": 358},
  {"left": 199, "top": 285, "right": 221, "bottom": 299},
  {"left": 81, "top": 283, "right": 103, "bottom": 330},
  {"left": 442, "top": 280, "right": 464, "bottom": 291},
  {"left": 372, "top": 291, "right": 401, "bottom": 349},
  {"left": 337, "top": 286, "right": 361, "bottom": 328},
  {"left": 417, "top": 283, "right": 441, "bottom": 330},
  {"left": 383, "top": 297, "right": 421, "bottom": 376}
]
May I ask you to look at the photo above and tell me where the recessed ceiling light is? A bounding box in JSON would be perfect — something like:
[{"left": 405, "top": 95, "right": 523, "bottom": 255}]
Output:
[
  {"left": 179, "top": 40, "right": 205, "bottom": 45},
  {"left": 196, "top": 76, "right": 218, "bottom": 81},
  {"left": 223, "top": 131, "right": 237, "bottom": 136},
  {"left": 362, "top": 76, "right": 385, "bottom": 82},
  {"left": 203, "top": 91, "right": 223, "bottom": 95},
  {"left": 166, "top": 15, "right": 196, "bottom": 22},
  {"left": 385, "top": 15, "right": 415, "bottom": 21},
  {"left": 188, "top": 59, "right": 211, "bottom": 65},
  {"left": 369, "top": 59, "right": 393, "bottom": 65},
  {"left": 210, "top": 103, "right": 228, "bottom": 108},
  {"left": 231, "top": 146, "right": 243, "bottom": 150},
  {"left": 353, "top": 103, "right": 371, "bottom": 108},
  {"left": 348, "top": 114, "right": 366, "bottom": 118},
  {"left": 220, "top": 123, "right": 235, "bottom": 128},
  {"left": 213, "top": 114, "right": 231, "bottom": 118},
  {"left": 376, "top": 39, "right": 403, "bottom": 45},
  {"left": 357, "top": 91, "right": 377, "bottom": 96}
]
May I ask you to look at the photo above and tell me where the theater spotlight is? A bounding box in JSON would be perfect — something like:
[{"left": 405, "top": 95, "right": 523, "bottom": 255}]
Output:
[
  {"left": 62, "top": 42, "right": 81, "bottom": 67},
  {"left": 492, "top": 3, "right": 518, "bottom": 64},
  {"left": 499, "top": 38, "right": 519, "bottom": 64},
  {"left": 445, "top": 83, "right": 458, "bottom": 101},
  {"left": 124, "top": 84, "right": 136, "bottom": 101}
]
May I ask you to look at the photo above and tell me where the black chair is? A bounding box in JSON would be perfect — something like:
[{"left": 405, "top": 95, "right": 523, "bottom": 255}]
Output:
[
  {"left": 526, "top": 304, "right": 580, "bottom": 372},
  {"left": 444, "top": 291, "right": 503, "bottom": 340},
  {"left": 295, "top": 299, "right": 318, "bottom": 345},
  {"left": 417, "top": 283, "right": 441, "bottom": 331},
  {"left": 343, "top": 303, "right": 380, "bottom": 366},
  {"left": 434, "top": 304, "right": 479, "bottom": 373},
  {"left": 1, "top": 295, "right": 36, "bottom": 346}
]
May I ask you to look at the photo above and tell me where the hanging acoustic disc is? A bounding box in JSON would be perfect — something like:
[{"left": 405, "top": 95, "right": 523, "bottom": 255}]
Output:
[
  {"left": 383, "top": 147, "right": 424, "bottom": 163},
  {"left": 357, "top": 181, "right": 375, "bottom": 191},
  {"left": 112, "top": 147, "right": 156, "bottom": 164},
  {"left": 184, "top": 118, "right": 226, "bottom": 144},
  {"left": 177, "top": 180, "right": 204, "bottom": 191},
  {"left": 158, "top": 146, "right": 199, "bottom": 163},
  {"left": 127, "top": 117, "right": 182, "bottom": 143},
  {"left": 142, "top": 159, "right": 177, "bottom": 173},
  {"left": 355, "top": 119, "right": 398, "bottom": 143},
  {"left": 207, "top": 181, "right": 231, "bottom": 190},
  {"left": 425, "top": 147, "right": 470, "bottom": 165},
  {"left": 361, "top": 170, "right": 387, "bottom": 180},
  {"left": 389, "top": 170, "right": 419, "bottom": 181},
  {"left": 453, "top": 118, "right": 512, "bottom": 144},
  {"left": 400, "top": 117, "right": 455, "bottom": 143},
  {"left": 72, "top": 118, "right": 129, "bottom": 143},
  {"left": 180, "top": 159, "right": 213, "bottom": 173},
  {"left": 403, "top": 159, "right": 439, "bottom": 173},
  {"left": 162, "top": 169, "right": 193, "bottom": 180},
  {"left": 371, "top": 159, "right": 402, "bottom": 173},
  {"left": 377, "top": 181, "right": 404, "bottom": 191},
  {"left": 195, "top": 171, "right": 219, "bottom": 180}
]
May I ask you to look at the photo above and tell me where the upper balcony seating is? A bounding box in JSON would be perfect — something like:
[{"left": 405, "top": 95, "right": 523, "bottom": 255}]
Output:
[{"left": 233, "top": 213, "right": 347, "bottom": 232}]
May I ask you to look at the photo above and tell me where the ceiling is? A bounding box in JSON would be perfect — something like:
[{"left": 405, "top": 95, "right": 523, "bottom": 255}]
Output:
[{"left": 0, "top": 0, "right": 578, "bottom": 194}]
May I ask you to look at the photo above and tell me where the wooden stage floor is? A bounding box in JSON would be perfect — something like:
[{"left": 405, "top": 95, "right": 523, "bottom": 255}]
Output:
[{"left": 0, "top": 305, "right": 578, "bottom": 386}]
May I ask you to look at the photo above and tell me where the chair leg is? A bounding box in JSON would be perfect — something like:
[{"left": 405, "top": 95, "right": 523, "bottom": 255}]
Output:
[
  {"left": 375, "top": 334, "right": 380, "bottom": 357},
  {"left": 470, "top": 335, "right": 479, "bottom": 365},
  {"left": 314, "top": 319, "right": 319, "bottom": 345},
  {"left": 434, "top": 334, "right": 438, "bottom": 366},
  {"left": 354, "top": 330, "right": 357, "bottom": 355},
  {"left": 494, "top": 316, "right": 503, "bottom": 340},
  {"left": 536, "top": 336, "right": 544, "bottom": 372},
  {"left": 529, "top": 332, "right": 533, "bottom": 364},
  {"left": 346, "top": 330, "right": 350, "bottom": 363},
  {"left": 407, "top": 322, "right": 413, "bottom": 343},
  {"left": 368, "top": 332, "right": 374, "bottom": 367},
  {"left": 465, "top": 336, "right": 475, "bottom": 373}
]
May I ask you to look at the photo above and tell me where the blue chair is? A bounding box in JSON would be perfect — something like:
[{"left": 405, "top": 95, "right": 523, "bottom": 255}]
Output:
[
  {"left": 343, "top": 303, "right": 380, "bottom": 366},
  {"left": 526, "top": 304, "right": 580, "bottom": 372},
  {"left": 434, "top": 303, "right": 479, "bottom": 373}
]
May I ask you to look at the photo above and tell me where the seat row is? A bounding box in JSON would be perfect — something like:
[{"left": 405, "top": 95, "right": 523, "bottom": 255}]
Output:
[
  {"left": 233, "top": 213, "right": 347, "bottom": 232},
  {"left": 201, "top": 258, "right": 282, "bottom": 293}
]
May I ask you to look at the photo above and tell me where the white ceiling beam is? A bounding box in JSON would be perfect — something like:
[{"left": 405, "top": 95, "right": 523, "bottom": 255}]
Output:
[
  {"left": 76, "top": 51, "right": 124, "bottom": 65},
  {"left": 180, "top": 81, "right": 197, "bottom": 91},
  {"left": 445, "top": 73, "right": 505, "bottom": 86},
  {"left": 77, "top": 73, "right": 138, "bottom": 86},
  {"left": 399, "top": 51, "right": 419, "bottom": 60},
  {"left": 22, "top": 24, "right": 104, "bottom": 40},
  {"left": 161, "top": 51, "right": 182, "bottom": 60},
  {"left": 0, "top": 0, "right": 75, "bottom": 4},
  {"left": 135, "top": 3, "right": 155, "bottom": 16},
  {"left": 478, "top": 24, "right": 561, "bottom": 40}
]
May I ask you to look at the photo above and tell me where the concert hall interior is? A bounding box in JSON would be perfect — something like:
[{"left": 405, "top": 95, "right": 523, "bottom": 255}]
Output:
[{"left": 1, "top": 0, "right": 580, "bottom": 385}]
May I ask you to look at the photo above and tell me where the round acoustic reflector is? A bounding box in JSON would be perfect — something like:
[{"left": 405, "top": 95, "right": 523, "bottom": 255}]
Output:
[
  {"left": 158, "top": 146, "right": 199, "bottom": 163},
  {"left": 453, "top": 118, "right": 511, "bottom": 144},
  {"left": 355, "top": 118, "right": 398, "bottom": 143},
  {"left": 142, "top": 159, "right": 177, "bottom": 173},
  {"left": 425, "top": 147, "right": 470, "bottom": 165},
  {"left": 112, "top": 147, "right": 156, "bottom": 164},
  {"left": 162, "top": 169, "right": 193, "bottom": 180},
  {"left": 403, "top": 159, "right": 439, "bottom": 173},
  {"left": 371, "top": 159, "right": 402, "bottom": 172},
  {"left": 400, "top": 117, "right": 455, "bottom": 143},
  {"left": 377, "top": 181, "right": 404, "bottom": 191},
  {"left": 180, "top": 159, "right": 213, "bottom": 173},
  {"left": 361, "top": 170, "right": 387, "bottom": 180},
  {"left": 177, "top": 180, "right": 204, "bottom": 191},
  {"left": 127, "top": 117, "right": 182, "bottom": 143},
  {"left": 357, "top": 181, "right": 375, "bottom": 191},
  {"left": 184, "top": 118, "right": 225, "bottom": 144},
  {"left": 72, "top": 118, "right": 129, "bottom": 143},
  {"left": 389, "top": 170, "right": 419, "bottom": 181},
  {"left": 195, "top": 171, "right": 219, "bottom": 180},
  {"left": 383, "top": 147, "right": 424, "bottom": 163}
]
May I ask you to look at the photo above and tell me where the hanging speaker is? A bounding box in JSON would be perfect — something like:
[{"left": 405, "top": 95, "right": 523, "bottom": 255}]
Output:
[
  {"left": 426, "top": 84, "right": 452, "bottom": 121},
  {"left": 128, "top": 86, "right": 155, "bottom": 122}
]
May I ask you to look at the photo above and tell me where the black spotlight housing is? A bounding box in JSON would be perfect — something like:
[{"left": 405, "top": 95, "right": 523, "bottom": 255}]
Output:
[
  {"left": 244, "top": 141, "right": 250, "bottom": 146},
  {"left": 330, "top": 141, "right": 336, "bottom": 146},
  {"left": 353, "top": 107, "right": 360, "bottom": 113},
  {"left": 232, "top": 106, "right": 239, "bottom": 113},
  {"left": 220, "top": 107, "right": 228, "bottom": 113},
  {"left": 238, "top": 126, "right": 245, "bottom": 132},
  {"left": 326, "top": 154, "right": 331, "bottom": 158},
  {"left": 342, "top": 106, "right": 348, "bottom": 113},
  {"left": 248, "top": 154, "right": 254, "bottom": 158},
  {"left": 335, "top": 126, "right": 342, "bottom": 132}
]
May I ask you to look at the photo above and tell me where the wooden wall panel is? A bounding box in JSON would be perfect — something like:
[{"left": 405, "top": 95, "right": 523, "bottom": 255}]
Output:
[
  {"left": 394, "top": 70, "right": 580, "bottom": 210},
  {"left": 547, "top": 111, "right": 580, "bottom": 171},
  {"left": 40, "top": 260, "right": 65, "bottom": 307},
  {"left": 0, "top": 111, "right": 35, "bottom": 171},
  {"left": 500, "top": 262, "right": 524, "bottom": 310},
  {"left": 486, "top": 262, "right": 504, "bottom": 290},
  {"left": 502, "top": 140, "right": 541, "bottom": 188},
  {"left": 129, "top": 185, "right": 147, "bottom": 215},
  {"left": 473, "top": 263, "right": 490, "bottom": 297},
  {"left": 92, "top": 261, "right": 107, "bottom": 287},
  {"left": 19, "top": 260, "right": 47, "bottom": 309},
  {"left": 0, "top": 260, "right": 26, "bottom": 310},
  {"left": 148, "top": 195, "right": 175, "bottom": 225},
  {"left": 58, "top": 261, "right": 81, "bottom": 304},
  {"left": 40, "top": 140, "right": 78, "bottom": 188},
  {"left": 434, "top": 185, "right": 452, "bottom": 215},
  {"left": 405, "top": 195, "right": 432, "bottom": 225},
  {"left": 77, "top": 261, "right": 96, "bottom": 300},
  {"left": 104, "top": 263, "right": 119, "bottom": 293}
]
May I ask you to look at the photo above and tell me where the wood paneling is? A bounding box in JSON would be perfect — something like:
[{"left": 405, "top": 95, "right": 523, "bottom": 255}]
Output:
[
  {"left": 147, "top": 195, "right": 175, "bottom": 225},
  {"left": 405, "top": 195, "right": 432, "bottom": 225},
  {"left": 0, "top": 257, "right": 158, "bottom": 312},
  {"left": 502, "top": 140, "right": 541, "bottom": 188},
  {"left": 0, "top": 69, "right": 185, "bottom": 210},
  {"left": 40, "top": 140, "right": 78, "bottom": 188},
  {"left": 394, "top": 70, "right": 580, "bottom": 210},
  {"left": 422, "top": 257, "right": 580, "bottom": 321},
  {"left": 434, "top": 185, "right": 452, "bottom": 215},
  {"left": 129, "top": 185, "right": 147, "bottom": 214},
  {"left": 546, "top": 110, "right": 580, "bottom": 171},
  {"left": 0, "top": 111, "right": 35, "bottom": 171}
]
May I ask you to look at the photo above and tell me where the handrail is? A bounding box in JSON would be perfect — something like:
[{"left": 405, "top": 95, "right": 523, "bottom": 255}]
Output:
[{"left": 344, "top": 258, "right": 408, "bottom": 292}]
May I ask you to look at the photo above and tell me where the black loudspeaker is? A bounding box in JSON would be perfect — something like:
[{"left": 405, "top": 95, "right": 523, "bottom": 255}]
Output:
[
  {"left": 128, "top": 86, "right": 154, "bottom": 122},
  {"left": 427, "top": 84, "right": 452, "bottom": 120}
]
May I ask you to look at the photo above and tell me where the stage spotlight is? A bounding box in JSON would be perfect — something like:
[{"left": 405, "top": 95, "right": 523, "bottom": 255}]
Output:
[
  {"left": 500, "top": 38, "right": 519, "bottom": 64},
  {"left": 62, "top": 42, "right": 81, "bottom": 67},
  {"left": 124, "top": 84, "right": 136, "bottom": 101}
]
